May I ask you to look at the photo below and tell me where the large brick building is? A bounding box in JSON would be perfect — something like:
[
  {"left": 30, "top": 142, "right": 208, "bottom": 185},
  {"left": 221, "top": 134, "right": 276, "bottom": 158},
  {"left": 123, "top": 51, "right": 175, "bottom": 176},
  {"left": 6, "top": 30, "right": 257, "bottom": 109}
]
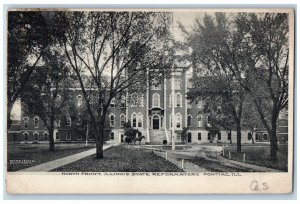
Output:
[{"left": 9, "top": 65, "right": 288, "bottom": 145}]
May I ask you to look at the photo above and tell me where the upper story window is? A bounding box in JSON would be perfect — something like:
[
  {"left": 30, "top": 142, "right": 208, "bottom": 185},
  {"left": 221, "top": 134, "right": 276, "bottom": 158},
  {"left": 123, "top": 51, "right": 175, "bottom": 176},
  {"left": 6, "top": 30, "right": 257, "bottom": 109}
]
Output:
[
  {"left": 55, "top": 119, "right": 61, "bottom": 127},
  {"left": 110, "top": 98, "right": 115, "bottom": 108},
  {"left": 197, "top": 114, "right": 203, "bottom": 127},
  {"left": 137, "top": 113, "right": 143, "bottom": 128},
  {"left": 131, "top": 93, "right": 138, "bottom": 107},
  {"left": 152, "top": 93, "right": 160, "bottom": 107},
  {"left": 132, "top": 113, "right": 137, "bottom": 128},
  {"left": 33, "top": 116, "right": 39, "bottom": 128},
  {"left": 176, "top": 113, "right": 182, "bottom": 129},
  {"left": 187, "top": 115, "right": 192, "bottom": 127},
  {"left": 77, "top": 95, "right": 83, "bottom": 107},
  {"left": 23, "top": 117, "right": 29, "bottom": 129},
  {"left": 109, "top": 114, "right": 115, "bottom": 127},
  {"left": 120, "top": 95, "right": 126, "bottom": 108},
  {"left": 176, "top": 93, "right": 182, "bottom": 107},
  {"left": 139, "top": 95, "right": 144, "bottom": 107},
  {"left": 120, "top": 114, "right": 126, "bottom": 127}
]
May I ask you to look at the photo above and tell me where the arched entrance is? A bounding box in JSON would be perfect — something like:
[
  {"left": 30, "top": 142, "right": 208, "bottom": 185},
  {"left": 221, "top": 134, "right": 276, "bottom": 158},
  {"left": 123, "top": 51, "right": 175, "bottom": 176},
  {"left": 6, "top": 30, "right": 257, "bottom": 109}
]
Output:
[{"left": 152, "top": 114, "right": 160, "bottom": 130}]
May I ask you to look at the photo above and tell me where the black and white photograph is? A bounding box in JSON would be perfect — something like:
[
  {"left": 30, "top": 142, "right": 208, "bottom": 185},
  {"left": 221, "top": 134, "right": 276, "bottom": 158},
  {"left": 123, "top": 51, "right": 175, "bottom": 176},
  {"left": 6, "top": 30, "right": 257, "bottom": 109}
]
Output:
[{"left": 5, "top": 8, "right": 294, "bottom": 194}]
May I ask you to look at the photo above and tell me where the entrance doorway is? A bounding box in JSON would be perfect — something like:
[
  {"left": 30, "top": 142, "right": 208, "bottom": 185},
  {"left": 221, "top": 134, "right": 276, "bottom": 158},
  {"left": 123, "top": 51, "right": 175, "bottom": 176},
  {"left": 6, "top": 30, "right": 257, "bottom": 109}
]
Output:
[
  {"left": 187, "top": 132, "right": 192, "bottom": 143},
  {"left": 152, "top": 115, "right": 160, "bottom": 129}
]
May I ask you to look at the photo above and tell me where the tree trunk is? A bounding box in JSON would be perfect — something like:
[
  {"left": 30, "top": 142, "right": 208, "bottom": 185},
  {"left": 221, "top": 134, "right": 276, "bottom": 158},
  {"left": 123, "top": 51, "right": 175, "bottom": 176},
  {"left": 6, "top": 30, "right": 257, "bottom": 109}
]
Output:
[
  {"left": 269, "top": 117, "right": 278, "bottom": 160},
  {"left": 236, "top": 120, "right": 242, "bottom": 153},
  {"left": 7, "top": 101, "right": 14, "bottom": 130},
  {"left": 49, "top": 128, "right": 55, "bottom": 152},
  {"left": 95, "top": 119, "right": 105, "bottom": 159}
]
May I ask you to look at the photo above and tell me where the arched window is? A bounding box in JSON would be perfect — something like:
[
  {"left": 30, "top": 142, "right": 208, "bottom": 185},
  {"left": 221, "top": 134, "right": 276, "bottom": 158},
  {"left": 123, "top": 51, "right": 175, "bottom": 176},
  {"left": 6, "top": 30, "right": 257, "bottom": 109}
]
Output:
[
  {"left": 187, "top": 115, "right": 192, "bottom": 127},
  {"left": 176, "top": 113, "right": 182, "bottom": 129},
  {"left": 120, "top": 114, "right": 126, "bottom": 127},
  {"left": 23, "top": 117, "right": 29, "bottom": 128},
  {"left": 197, "top": 114, "right": 203, "bottom": 127},
  {"left": 110, "top": 98, "right": 115, "bottom": 108},
  {"left": 137, "top": 113, "right": 143, "bottom": 128},
  {"left": 110, "top": 132, "right": 114, "bottom": 140},
  {"left": 169, "top": 93, "right": 173, "bottom": 107},
  {"left": 131, "top": 93, "right": 138, "bottom": 107},
  {"left": 109, "top": 114, "right": 115, "bottom": 127},
  {"left": 33, "top": 116, "right": 39, "bottom": 128},
  {"left": 33, "top": 132, "right": 39, "bottom": 141},
  {"left": 152, "top": 93, "right": 160, "bottom": 107},
  {"left": 23, "top": 132, "right": 29, "bottom": 141},
  {"left": 66, "top": 115, "right": 71, "bottom": 127},
  {"left": 139, "top": 95, "right": 144, "bottom": 107},
  {"left": 120, "top": 95, "right": 126, "bottom": 108},
  {"left": 43, "top": 132, "right": 49, "bottom": 140},
  {"left": 176, "top": 93, "right": 182, "bottom": 107},
  {"left": 132, "top": 113, "right": 137, "bottom": 128},
  {"left": 77, "top": 95, "right": 83, "bottom": 107}
]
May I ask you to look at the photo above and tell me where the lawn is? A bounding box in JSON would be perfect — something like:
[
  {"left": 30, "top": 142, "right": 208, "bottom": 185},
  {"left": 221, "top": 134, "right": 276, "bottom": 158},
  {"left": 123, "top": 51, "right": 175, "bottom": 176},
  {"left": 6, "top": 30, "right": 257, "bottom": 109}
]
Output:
[
  {"left": 7, "top": 143, "right": 96, "bottom": 171},
  {"left": 223, "top": 144, "right": 288, "bottom": 171},
  {"left": 52, "top": 146, "right": 183, "bottom": 172}
]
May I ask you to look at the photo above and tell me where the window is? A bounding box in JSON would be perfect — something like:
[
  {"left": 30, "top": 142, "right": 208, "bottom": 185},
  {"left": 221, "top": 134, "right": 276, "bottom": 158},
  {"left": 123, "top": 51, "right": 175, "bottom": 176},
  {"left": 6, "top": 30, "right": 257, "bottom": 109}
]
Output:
[
  {"left": 255, "top": 133, "right": 259, "bottom": 140},
  {"left": 120, "top": 114, "right": 126, "bottom": 127},
  {"left": 24, "top": 117, "right": 29, "bottom": 128},
  {"left": 33, "top": 132, "right": 39, "bottom": 141},
  {"left": 248, "top": 132, "right": 252, "bottom": 140},
  {"left": 217, "top": 132, "right": 221, "bottom": 140},
  {"left": 137, "top": 113, "right": 143, "bottom": 128},
  {"left": 169, "top": 94, "right": 173, "bottom": 107},
  {"left": 77, "top": 133, "right": 82, "bottom": 140},
  {"left": 263, "top": 133, "right": 268, "bottom": 141},
  {"left": 110, "top": 132, "right": 114, "bottom": 140},
  {"left": 43, "top": 132, "right": 49, "bottom": 140},
  {"left": 208, "top": 132, "right": 211, "bottom": 140},
  {"left": 187, "top": 115, "right": 192, "bottom": 127},
  {"left": 175, "top": 113, "right": 182, "bottom": 129},
  {"left": 176, "top": 93, "right": 182, "bottom": 107},
  {"left": 56, "top": 132, "right": 60, "bottom": 140},
  {"left": 55, "top": 119, "right": 61, "bottom": 127},
  {"left": 24, "top": 132, "right": 29, "bottom": 141},
  {"left": 66, "top": 132, "right": 71, "bottom": 140},
  {"left": 174, "top": 78, "right": 181, "bottom": 90},
  {"left": 131, "top": 93, "right": 138, "bottom": 107},
  {"left": 152, "top": 93, "right": 160, "bottom": 107},
  {"left": 77, "top": 95, "right": 83, "bottom": 107},
  {"left": 198, "top": 133, "right": 202, "bottom": 140},
  {"left": 33, "top": 116, "right": 39, "bottom": 128},
  {"left": 120, "top": 96, "right": 126, "bottom": 108},
  {"left": 228, "top": 132, "right": 231, "bottom": 140},
  {"left": 109, "top": 114, "right": 115, "bottom": 127},
  {"left": 139, "top": 96, "right": 144, "bottom": 107},
  {"left": 66, "top": 116, "right": 72, "bottom": 127},
  {"left": 197, "top": 114, "right": 202, "bottom": 127},
  {"left": 110, "top": 98, "right": 115, "bottom": 108},
  {"left": 132, "top": 113, "right": 137, "bottom": 128}
]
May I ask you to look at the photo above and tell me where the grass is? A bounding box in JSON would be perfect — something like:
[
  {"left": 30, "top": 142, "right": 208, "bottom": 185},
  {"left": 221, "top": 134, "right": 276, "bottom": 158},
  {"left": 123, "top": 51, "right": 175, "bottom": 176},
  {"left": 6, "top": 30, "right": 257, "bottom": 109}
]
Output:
[
  {"left": 223, "top": 144, "right": 288, "bottom": 171},
  {"left": 52, "top": 146, "right": 184, "bottom": 172},
  {"left": 7, "top": 143, "right": 96, "bottom": 171}
]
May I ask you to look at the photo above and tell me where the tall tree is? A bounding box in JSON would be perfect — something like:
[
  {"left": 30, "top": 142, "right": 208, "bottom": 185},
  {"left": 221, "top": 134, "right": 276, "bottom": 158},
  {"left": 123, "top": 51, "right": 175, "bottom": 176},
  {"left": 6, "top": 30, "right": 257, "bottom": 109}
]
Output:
[
  {"left": 21, "top": 48, "right": 71, "bottom": 151},
  {"left": 60, "top": 11, "right": 174, "bottom": 158},
  {"left": 234, "top": 13, "right": 290, "bottom": 159},
  {"left": 7, "top": 11, "right": 65, "bottom": 128},
  {"left": 181, "top": 13, "right": 246, "bottom": 152}
]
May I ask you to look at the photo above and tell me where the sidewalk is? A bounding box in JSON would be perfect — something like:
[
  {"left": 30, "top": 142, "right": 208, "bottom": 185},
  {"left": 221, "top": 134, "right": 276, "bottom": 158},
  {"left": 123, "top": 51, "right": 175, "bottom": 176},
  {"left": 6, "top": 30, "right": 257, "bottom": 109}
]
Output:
[{"left": 20, "top": 145, "right": 112, "bottom": 172}]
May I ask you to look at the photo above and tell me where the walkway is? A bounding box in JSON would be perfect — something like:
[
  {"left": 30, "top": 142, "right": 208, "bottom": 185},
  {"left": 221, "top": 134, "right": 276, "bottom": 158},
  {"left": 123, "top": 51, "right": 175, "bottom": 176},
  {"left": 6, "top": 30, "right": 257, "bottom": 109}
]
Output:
[
  {"left": 153, "top": 148, "right": 282, "bottom": 172},
  {"left": 20, "top": 145, "right": 112, "bottom": 172}
]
